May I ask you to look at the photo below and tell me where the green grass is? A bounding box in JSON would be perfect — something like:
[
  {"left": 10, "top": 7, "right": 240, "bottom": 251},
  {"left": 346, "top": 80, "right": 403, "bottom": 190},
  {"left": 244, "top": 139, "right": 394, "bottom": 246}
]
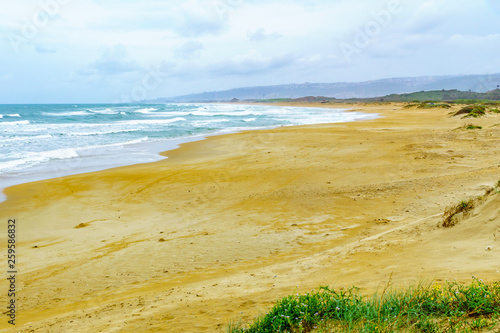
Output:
[
  {"left": 383, "top": 90, "right": 499, "bottom": 103},
  {"left": 465, "top": 124, "right": 482, "bottom": 130},
  {"left": 454, "top": 105, "right": 487, "bottom": 118},
  {"left": 228, "top": 181, "right": 500, "bottom": 332},
  {"left": 258, "top": 98, "right": 295, "bottom": 103},
  {"left": 452, "top": 104, "right": 500, "bottom": 118},
  {"left": 403, "top": 103, "right": 451, "bottom": 109},
  {"left": 227, "top": 279, "right": 500, "bottom": 332},
  {"left": 453, "top": 99, "right": 500, "bottom": 105}
]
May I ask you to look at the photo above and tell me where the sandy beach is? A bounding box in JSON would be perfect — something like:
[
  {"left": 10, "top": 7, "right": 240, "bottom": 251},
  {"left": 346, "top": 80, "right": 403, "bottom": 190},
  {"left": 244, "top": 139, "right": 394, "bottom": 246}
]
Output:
[{"left": 1, "top": 102, "right": 499, "bottom": 332}]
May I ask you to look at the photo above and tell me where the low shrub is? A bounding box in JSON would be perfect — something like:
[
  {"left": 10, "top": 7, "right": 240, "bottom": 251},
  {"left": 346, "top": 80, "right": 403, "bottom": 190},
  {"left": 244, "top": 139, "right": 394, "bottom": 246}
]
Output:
[
  {"left": 404, "top": 103, "right": 451, "bottom": 109},
  {"left": 229, "top": 279, "right": 500, "bottom": 333},
  {"left": 454, "top": 105, "right": 486, "bottom": 118}
]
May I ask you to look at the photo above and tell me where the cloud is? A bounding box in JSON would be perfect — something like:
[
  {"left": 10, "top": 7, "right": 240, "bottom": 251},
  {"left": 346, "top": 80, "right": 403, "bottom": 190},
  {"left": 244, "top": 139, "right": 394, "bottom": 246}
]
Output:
[
  {"left": 35, "top": 45, "right": 57, "bottom": 54},
  {"left": 79, "top": 45, "right": 142, "bottom": 78},
  {"left": 210, "top": 51, "right": 296, "bottom": 76},
  {"left": 247, "top": 28, "right": 282, "bottom": 41},
  {"left": 1, "top": 0, "right": 500, "bottom": 103},
  {"left": 175, "top": 40, "right": 204, "bottom": 59},
  {"left": 174, "top": 0, "right": 229, "bottom": 37},
  {"left": 447, "top": 33, "right": 500, "bottom": 45}
]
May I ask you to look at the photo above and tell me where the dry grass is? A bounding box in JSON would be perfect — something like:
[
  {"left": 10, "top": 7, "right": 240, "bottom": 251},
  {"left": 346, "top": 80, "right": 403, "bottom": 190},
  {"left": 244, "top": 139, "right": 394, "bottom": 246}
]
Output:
[
  {"left": 440, "top": 181, "right": 499, "bottom": 228},
  {"left": 441, "top": 198, "right": 476, "bottom": 228}
]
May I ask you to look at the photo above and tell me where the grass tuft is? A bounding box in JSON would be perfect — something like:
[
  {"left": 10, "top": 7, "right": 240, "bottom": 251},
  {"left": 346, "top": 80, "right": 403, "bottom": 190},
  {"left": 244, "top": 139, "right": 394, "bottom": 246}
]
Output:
[
  {"left": 441, "top": 198, "right": 475, "bottom": 228},
  {"left": 226, "top": 181, "right": 500, "bottom": 332},
  {"left": 440, "top": 180, "right": 498, "bottom": 228},
  {"left": 465, "top": 124, "right": 482, "bottom": 130},
  {"left": 227, "top": 279, "right": 500, "bottom": 333},
  {"left": 404, "top": 103, "right": 451, "bottom": 109},
  {"left": 454, "top": 105, "right": 487, "bottom": 118}
]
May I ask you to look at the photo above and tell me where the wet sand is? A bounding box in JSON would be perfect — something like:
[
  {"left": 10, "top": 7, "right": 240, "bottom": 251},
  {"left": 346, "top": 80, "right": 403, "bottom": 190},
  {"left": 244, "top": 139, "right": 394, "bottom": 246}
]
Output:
[{"left": 1, "top": 102, "right": 499, "bottom": 332}]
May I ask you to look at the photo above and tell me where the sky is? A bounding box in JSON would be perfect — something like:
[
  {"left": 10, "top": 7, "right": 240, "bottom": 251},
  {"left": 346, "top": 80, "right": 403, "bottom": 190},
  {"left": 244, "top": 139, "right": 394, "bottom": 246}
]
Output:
[{"left": 1, "top": 0, "right": 499, "bottom": 103}]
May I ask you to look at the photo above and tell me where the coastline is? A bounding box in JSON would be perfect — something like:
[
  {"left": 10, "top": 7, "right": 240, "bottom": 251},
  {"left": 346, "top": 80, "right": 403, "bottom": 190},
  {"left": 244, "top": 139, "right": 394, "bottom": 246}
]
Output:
[
  {"left": 0, "top": 134, "right": 206, "bottom": 203},
  {"left": 0, "top": 103, "right": 373, "bottom": 203},
  {"left": 1, "top": 102, "right": 500, "bottom": 332}
]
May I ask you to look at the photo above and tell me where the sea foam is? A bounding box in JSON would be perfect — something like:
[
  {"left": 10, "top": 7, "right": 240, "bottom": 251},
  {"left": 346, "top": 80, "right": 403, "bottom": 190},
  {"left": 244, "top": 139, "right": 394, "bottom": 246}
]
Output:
[
  {"left": 0, "top": 120, "right": 30, "bottom": 126},
  {"left": 0, "top": 103, "right": 378, "bottom": 192}
]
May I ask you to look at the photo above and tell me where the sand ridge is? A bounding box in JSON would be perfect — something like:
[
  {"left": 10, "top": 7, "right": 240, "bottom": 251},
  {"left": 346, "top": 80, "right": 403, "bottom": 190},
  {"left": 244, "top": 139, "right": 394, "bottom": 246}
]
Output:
[{"left": 0, "top": 102, "right": 499, "bottom": 332}]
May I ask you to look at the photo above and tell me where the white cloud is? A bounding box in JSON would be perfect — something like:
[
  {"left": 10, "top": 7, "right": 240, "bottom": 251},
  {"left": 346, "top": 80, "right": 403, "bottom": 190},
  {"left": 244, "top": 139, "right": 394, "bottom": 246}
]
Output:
[
  {"left": 0, "top": 0, "right": 499, "bottom": 103},
  {"left": 78, "top": 45, "right": 142, "bottom": 78},
  {"left": 247, "top": 28, "right": 281, "bottom": 41},
  {"left": 172, "top": 0, "right": 230, "bottom": 37},
  {"left": 214, "top": 53, "right": 295, "bottom": 76},
  {"left": 175, "top": 40, "right": 204, "bottom": 59},
  {"left": 35, "top": 45, "right": 57, "bottom": 54}
]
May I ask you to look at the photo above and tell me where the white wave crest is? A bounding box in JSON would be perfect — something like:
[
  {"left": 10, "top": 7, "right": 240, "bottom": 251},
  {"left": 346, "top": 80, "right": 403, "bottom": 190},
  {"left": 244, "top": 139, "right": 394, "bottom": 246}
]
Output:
[
  {"left": 190, "top": 110, "right": 256, "bottom": 116},
  {"left": 118, "top": 117, "right": 185, "bottom": 125},
  {"left": 0, "top": 148, "right": 79, "bottom": 172},
  {"left": 135, "top": 108, "right": 158, "bottom": 114},
  {"left": 87, "top": 108, "right": 120, "bottom": 115},
  {"left": 1, "top": 134, "right": 53, "bottom": 143},
  {"left": 68, "top": 129, "right": 138, "bottom": 137},
  {"left": 42, "top": 111, "right": 89, "bottom": 116},
  {"left": 192, "top": 119, "right": 231, "bottom": 126},
  {"left": 78, "top": 137, "right": 150, "bottom": 151},
  {"left": 0, "top": 120, "right": 30, "bottom": 126}
]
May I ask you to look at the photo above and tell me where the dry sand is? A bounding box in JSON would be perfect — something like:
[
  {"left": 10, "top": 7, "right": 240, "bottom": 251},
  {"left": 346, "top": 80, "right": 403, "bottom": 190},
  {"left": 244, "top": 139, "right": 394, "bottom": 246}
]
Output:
[{"left": 1, "top": 102, "right": 499, "bottom": 332}]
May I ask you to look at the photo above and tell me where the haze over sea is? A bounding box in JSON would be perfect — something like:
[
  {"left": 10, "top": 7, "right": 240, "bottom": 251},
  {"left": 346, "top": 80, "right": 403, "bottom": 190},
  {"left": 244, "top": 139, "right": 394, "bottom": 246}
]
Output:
[{"left": 0, "top": 103, "right": 377, "bottom": 200}]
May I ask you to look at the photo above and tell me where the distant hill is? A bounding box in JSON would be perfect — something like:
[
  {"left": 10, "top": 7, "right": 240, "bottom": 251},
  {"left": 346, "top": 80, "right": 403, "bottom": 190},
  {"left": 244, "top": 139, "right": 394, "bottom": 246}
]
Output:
[
  {"left": 301, "top": 89, "right": 500, "bottom": 103},
  {"left": 374, "top": 88, "right": 500, "bottom": 102},
  {"left": 249, "top": 89, "right": 500, "bottom": 104},
  {"left": 149, "top": 74, "right": 500, "bottom": 103}
]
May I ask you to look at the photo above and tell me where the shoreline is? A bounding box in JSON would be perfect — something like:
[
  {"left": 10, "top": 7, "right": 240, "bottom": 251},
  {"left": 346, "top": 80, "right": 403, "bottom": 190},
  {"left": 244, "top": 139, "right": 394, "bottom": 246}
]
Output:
[
  {"left": 1, "top": 102, "right": 499, "bottom": 332},
  {"left": 0, "top": 134, "right": 206, "bottom": 203},
  {"left": 0, "top": 103, "right": 376, "bottom": 203}
]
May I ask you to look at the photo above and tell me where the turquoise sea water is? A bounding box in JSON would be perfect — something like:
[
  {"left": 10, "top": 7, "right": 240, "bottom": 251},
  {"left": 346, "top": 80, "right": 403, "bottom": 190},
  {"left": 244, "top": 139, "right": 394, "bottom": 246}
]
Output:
[{"left": 0, "top": 103, "right": 378, "bottom": 200}]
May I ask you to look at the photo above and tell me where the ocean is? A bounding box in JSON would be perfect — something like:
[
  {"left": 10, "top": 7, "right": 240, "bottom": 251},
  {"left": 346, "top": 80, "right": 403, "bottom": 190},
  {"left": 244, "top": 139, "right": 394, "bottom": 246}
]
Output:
[{"left": 0, "top": 103, "right": 378, "bottom": 201}]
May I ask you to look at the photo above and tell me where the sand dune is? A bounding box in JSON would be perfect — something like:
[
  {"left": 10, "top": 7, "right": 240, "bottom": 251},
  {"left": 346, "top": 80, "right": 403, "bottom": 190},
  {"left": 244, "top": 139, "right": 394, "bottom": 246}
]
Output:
[{"left": 0, "top": 103, "right": 499, "bottom": 332}]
